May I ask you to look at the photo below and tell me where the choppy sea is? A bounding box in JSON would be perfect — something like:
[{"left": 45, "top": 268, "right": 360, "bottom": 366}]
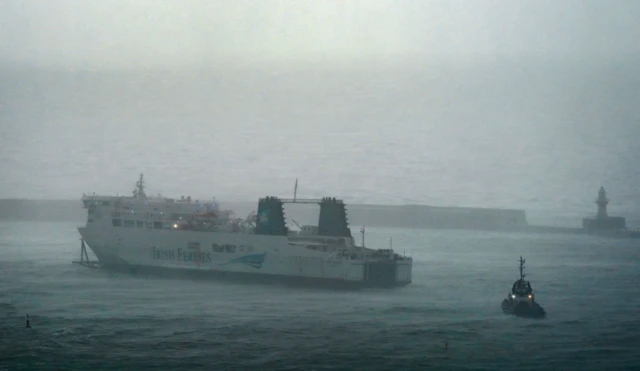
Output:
[{"left": 1, "top": 221, "right": 639, "bottom": 370}]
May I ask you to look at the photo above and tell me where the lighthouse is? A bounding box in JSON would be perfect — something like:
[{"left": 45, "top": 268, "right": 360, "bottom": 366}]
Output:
[
  {"left": 582, "top": 186, "right": 626, "bottom": 231},
  {"left": 596, "top": 186, "right": 609, "bottom": 219}
]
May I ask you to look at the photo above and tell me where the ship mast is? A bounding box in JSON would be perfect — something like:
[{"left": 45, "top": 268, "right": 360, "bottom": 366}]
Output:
[
  {"left": 293, "top": 178, "right": 298, "bottom": 203},
  {"left": 519, "top": 256, "right": 526, "bottom": 281},
  {"left": 134, "top": 173, "right": 146, "bottom": 200}
]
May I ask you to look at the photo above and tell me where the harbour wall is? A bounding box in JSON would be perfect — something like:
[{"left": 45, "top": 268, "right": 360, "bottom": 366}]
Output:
[
  {"left": 0, "top": 198, "right": 535, "bottom": 230},
  {"left": 2, "top": 198, "right": 636, "bottom": 237}
]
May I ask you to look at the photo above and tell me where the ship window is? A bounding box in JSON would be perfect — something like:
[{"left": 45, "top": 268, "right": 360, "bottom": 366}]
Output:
[
  {"left": 145, "top": 221, "right": 153, "bottom": 229},
  {"left": 212, "top": 244, "right": 224, "bottom": 253},
  {"left": 123, "top": 220, "right": 135, "bottom": 228},
  {"left": 153, "top": 222, "right": 163, "bottom": 229},
  {"left": 224, "top": 244, "right": 236, "bottom": 253},
  {"left": 112, "top": 219, "right": 122, "bottom": 227},
  {"left": 136, "top": 220, "right": 144, "bottom": 228}
]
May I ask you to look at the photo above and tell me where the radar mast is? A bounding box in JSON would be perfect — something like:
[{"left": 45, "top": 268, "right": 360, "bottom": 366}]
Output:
[
  {"left": 519, "top": 256, "right": 526, "bottom": 281},
  {"left": 133, "top": 173, "right": 147, "bottom": 200}
]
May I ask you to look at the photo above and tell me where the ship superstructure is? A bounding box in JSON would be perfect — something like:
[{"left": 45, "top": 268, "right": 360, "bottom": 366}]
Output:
[{"left": 77, "top": 175, "right": 413, "bottom": 288}]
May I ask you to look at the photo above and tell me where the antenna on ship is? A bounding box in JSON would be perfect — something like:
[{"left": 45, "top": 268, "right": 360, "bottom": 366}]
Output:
[
  {"left": 519, "top": 256, "right": 526, "bottom": 281},
  {"left": 134, "top": 173, "right": 146, "bottom": 200},
  {"left": 361, "top": 226, "right": 366, "bottom": 248},
  {"left": 293, "top": 178, "right": 298, "bottom": 203}
]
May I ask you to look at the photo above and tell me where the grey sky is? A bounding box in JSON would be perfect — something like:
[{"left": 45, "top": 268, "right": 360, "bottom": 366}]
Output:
[{"left": 1, "top": 0, "right": 639, "bottom": 70}]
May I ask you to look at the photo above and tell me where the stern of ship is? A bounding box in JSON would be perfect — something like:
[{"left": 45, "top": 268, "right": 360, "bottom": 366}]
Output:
[{"left": 360, "top": 256, "right": 412, "bottom": 288}]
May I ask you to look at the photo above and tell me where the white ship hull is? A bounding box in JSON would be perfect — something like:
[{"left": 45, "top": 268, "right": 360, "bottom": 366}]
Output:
[
  {"left": 76, "top": 175, "right": 413, "bottom": 289},
  {"left": 78, "top": 225, "right": 412, "bottom": 289}
]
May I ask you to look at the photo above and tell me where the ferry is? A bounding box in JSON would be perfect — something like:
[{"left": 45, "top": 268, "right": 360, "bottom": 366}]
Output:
[{"left": 76, "top": 174, "right": 413, "bottom": 289}]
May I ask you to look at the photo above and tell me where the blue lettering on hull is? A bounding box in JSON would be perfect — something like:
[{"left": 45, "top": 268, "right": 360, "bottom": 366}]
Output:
[
  {"left": 151, "top": 246, "right": 212, "bottom": 263},
  {"left": 152, "top": 246, "right": 175, "bottom": 260},
  {"left": 150, "top": 245, "right": 265, "bottom": 268}
]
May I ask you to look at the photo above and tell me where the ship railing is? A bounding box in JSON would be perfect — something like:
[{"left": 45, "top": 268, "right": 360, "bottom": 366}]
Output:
[
  {"left": 275, "top": 198, "right": 344, "bottom": 204},
  {"left": 395, "top": 255, "right": 412, "bottom": 261}
]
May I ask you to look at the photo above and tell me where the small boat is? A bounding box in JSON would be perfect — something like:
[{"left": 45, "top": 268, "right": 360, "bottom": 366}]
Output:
[{"left": 501, "top": 256, "right": 546, "bottom": 318}]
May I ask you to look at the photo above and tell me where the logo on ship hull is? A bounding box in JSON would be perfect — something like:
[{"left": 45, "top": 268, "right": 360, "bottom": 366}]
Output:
[{"left": 220, "top": 252, "right": 268, "bottom": 269}]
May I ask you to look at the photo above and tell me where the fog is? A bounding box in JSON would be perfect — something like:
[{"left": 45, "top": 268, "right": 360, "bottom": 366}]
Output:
[
  {"left": 3, "top": 3, "right": 640, "bottom": 369},
  {"left": 2, "top": 0, "right": 639, "bottom": 69},
  {"left": 1, "top": 0, "right": 639, "bottom": 208}
]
